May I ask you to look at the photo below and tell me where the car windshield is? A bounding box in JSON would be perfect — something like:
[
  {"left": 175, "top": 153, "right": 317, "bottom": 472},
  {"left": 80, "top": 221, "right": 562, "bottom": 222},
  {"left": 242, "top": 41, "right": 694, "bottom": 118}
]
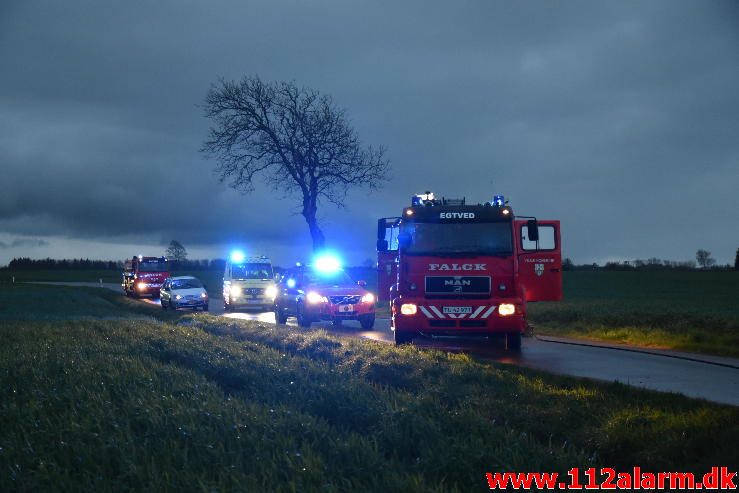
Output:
[
  {"left": 304, "top": 269, "right": 354, "bottom": 287},
  {"left": 171, "top": 278, "right": 203, "bottom": 290},
  {"left": 232, "top": 263, "right": 273, "bottom": 280},
  {"left": 401, "top": 221, "right": 513, "bottom": 255},
  {"left": 139, "top": 260, "right": 169, "bottom": 272}
]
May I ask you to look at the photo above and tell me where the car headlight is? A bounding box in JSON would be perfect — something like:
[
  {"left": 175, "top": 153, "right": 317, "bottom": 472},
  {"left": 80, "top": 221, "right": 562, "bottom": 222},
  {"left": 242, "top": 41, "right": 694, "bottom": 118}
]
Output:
[
  {"left": 265, "top": 285, "right": 278, "bottom": 300},
  {"left": 361, "top": 293, "right": 375, "bottom": 304},
  {"left": 174, "top": 294, "right": 183, "bottom": 300},
  {"left": 230, "top": 286, "right": 241, "bottom": 296},
  {"left": 400, "top": 303, "right": 417, "bottom": 315},
  {"left": 200, "top": 292, "right": 208, "bottom": 299},
  {"left": 306, "top": 291, "right": 325, "bottom": 304},
  {"left": 498, "top": 303, "right": 515, "bottom": 316}
]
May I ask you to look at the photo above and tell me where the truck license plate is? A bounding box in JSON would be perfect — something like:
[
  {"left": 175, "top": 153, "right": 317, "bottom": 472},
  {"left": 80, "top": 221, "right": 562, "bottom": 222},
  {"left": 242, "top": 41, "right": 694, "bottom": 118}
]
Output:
[
  {"left": 339, "top": 304, "right": 353, "bottom": 313},
  {"left": 443, "top": 306, "right": 472, "bottom": 314}
]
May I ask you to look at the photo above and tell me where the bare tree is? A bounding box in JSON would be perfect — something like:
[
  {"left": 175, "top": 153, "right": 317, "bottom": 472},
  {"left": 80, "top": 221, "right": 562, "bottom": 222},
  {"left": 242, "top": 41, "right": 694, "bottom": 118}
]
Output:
[
  {"left": 695, "top": 249, "right": 716, "bottom": 269},
  {"left": 166, "top": 240, "right": 188, "bottom": 262},
  {"left": 202, "top": 76, "right": 389, "bottom": 251}
]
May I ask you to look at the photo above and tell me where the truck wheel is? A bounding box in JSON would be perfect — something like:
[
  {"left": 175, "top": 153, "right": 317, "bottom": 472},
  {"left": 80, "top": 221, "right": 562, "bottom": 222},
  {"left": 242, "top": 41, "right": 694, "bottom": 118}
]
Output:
[
  {"left": 359, "top": 314, "right": 375, "bottom": 330},
  {"left": 169, "top": 300, "right": 177, "bottom": 311},
  {"left": 506, "top": 332, "right": 522, "bottom": 351},
  {"left": 394, "top": 330, "right": 414, "bottom": 345},
  {"left": 202, "top": 304, "right": 209, "bottom": 312},
  {"left": 297, "top": 304, "right": 312, "bottom": 328},
  {"left": 275, "top": 306, "right": 288, "bottom": 324},
  {"left": 161, "top": 299, "right": 167, "bottom": 310}
]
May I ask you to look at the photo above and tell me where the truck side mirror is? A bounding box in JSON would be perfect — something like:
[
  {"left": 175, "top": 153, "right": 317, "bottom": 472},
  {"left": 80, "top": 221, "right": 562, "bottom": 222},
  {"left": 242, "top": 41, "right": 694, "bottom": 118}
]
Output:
[
  {"left": 376, "top": 239, "right": 388, "bottom": 252},
  {"left": 527, "top": 219, "right": 539, "bottom": 242}
]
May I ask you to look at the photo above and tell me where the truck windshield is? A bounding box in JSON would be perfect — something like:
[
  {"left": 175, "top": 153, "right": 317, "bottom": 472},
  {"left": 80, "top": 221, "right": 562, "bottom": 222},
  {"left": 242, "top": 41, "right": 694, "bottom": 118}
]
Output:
[
  {"left": 304, "top": 270, "right": 354, "bottom": 287},
  {"left": 232, "top": 263, "right": 273, "bottom": 280},
  {"left": 139, "top": 261, "right": 169, "bottom": 272},
  {"left": 401, "top": 222, "right": 513, "bottom": 255}
]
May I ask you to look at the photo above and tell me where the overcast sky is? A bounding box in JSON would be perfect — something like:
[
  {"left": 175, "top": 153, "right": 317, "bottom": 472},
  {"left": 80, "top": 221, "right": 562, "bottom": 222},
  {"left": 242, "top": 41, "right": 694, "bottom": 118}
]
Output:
[{"left": 1, "top": 0, "right": 738, "bottom": 267}]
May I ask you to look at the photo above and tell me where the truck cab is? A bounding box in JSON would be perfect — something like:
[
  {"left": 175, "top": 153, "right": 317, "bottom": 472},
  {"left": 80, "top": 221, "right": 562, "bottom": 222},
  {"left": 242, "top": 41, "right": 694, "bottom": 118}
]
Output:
[
  {"left": 222, "top": 253, "right": 278, "bottom": 312},
  {"left": 122, "top": 256, "right": 169, "bottom": 298},
  {"left": 378, "top": 193, "right": 562, "bottom": 348}
]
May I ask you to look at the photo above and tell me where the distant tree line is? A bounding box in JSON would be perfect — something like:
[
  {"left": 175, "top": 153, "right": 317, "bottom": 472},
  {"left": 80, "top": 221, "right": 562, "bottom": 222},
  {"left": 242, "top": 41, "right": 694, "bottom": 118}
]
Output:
[
  {"left": 562, "top": 257, "right": 734, "bottom": 272},
  {"left": 1, "top": 257, "right": 228, "bottom": 271}
]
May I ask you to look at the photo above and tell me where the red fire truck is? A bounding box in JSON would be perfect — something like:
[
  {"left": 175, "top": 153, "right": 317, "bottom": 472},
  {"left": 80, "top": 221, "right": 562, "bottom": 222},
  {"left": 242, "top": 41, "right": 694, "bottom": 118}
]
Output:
[
  {"left": 122, "top": 255, "right": 170, "bottom": 298},
  {"left": 377, "top": 193, "right": 562, "bottom": 348}
]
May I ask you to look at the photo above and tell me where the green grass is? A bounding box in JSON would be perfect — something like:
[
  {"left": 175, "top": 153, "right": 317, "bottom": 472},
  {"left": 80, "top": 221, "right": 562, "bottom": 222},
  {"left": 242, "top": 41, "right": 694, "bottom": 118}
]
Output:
[
  {"left": 1, "top": 284, "right": 737, "bottom": 491},
  {"left": 529, "top": 271, "right": 739, "bottom": 357},
  {"left": 0, "top": 269, "right": 121, "bottom": 283}
]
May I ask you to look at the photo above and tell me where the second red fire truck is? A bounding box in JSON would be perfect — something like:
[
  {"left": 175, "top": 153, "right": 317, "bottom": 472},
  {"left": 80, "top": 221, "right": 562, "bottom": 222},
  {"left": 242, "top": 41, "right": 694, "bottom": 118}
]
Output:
[
  {"left": 122, "top": 255, "right": 170, "bottom": 298},
  {"left": 377, "top": 193, "right": 562, "bottom": 348}
]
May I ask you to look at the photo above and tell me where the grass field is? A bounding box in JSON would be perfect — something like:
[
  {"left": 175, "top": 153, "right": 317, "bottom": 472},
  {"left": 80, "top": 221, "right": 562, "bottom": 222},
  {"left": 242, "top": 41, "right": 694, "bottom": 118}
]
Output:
[
  {"left": 529, "top": 271, "right": 739, "bottom": 357},
  {"left": 1, "top": 284, "right": 738, "bottom": 491}
]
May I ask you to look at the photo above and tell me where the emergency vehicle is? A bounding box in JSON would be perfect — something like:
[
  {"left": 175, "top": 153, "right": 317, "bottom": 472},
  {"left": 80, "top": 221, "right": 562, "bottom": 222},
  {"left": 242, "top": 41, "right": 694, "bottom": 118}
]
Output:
[
  {"left": 273, "top": 255, "right": 376, "bottom": 329},
  {"left": 223, "top": 252, "right": 278, "bottom": 312},
  {"left": 377, "top": 193, "right": 562, "bottom": 348},
  {"left": 122, "top": 255, "right": 169, "bottom": 298}
]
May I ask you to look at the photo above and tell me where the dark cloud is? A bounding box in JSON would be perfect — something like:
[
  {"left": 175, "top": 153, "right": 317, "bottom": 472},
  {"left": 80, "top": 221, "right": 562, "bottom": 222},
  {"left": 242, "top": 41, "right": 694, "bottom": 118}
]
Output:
[
  {"left": 1, "top": 0, "right": 738, "bottom": 265},
  {"left": 0, "top": 238, "right": 49, "bottom": 250}
]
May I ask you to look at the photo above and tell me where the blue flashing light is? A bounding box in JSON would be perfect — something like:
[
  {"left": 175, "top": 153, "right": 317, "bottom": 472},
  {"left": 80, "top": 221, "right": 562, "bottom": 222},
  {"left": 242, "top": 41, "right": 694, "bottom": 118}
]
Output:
[
  {"left": 313, "top": 253, "right": 342, "bottom": 274},
  {"left": 492, "top": 195, "right": 505, "bottom": 207},
  {"left": 411, "top": 195, "right": 422, "bottom": 206},
  {"left": 230, "top": 250, "right": 245, "bottom": 263},
  {"left": 286, "top": 278, "right": 296, "bottom": 288}
]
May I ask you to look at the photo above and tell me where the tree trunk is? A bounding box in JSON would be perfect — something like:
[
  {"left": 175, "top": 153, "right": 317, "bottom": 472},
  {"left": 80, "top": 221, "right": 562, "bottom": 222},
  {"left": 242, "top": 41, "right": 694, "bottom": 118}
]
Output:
[{"left": 302, "top": 199, "right": 325, "bottom": 252}]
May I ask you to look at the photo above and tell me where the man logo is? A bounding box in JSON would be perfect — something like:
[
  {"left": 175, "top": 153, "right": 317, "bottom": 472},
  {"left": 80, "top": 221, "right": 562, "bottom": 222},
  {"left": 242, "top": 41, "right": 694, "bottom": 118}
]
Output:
[
  {"left": 453, "top": 285, "right": 463, "bottom": 293},
  {"left": 535, "top": 263, "right": 545, "bottom": 277}
]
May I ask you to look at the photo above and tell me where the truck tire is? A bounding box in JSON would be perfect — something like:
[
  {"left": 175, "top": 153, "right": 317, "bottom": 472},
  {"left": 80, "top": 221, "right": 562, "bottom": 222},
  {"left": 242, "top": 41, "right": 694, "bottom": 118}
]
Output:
[
  {"left": 161, "top": 299, "right": 167, "bottom": 310},
  {"left": 202, "top": 304, "right": 209, "bottom": 312},
  {"left": 275, "top": 306, "right": 288, "bottom": 325},
  {"left": 297, "top": 304, "right": 312, "bottom": 328},
  {"left": 394, "top": 330, "right": 414, "bottom": 345},
  {"left": 506, "top": 332, "right": 522, "bottom": 351},
  {"left": 359, "top": 314, "right": 375, "bottom": 330}
]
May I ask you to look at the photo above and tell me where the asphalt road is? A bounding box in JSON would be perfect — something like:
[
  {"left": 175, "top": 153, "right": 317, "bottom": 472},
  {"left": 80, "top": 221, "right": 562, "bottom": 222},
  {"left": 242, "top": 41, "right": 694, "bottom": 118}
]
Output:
[{"left": 33, "top": 282, "right": 739, "bottom": 406}]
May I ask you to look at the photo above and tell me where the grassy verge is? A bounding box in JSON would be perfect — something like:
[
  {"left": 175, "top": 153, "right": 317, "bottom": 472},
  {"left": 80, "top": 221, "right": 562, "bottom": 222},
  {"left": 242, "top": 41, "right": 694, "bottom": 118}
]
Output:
[
  {"left": 1, "top": 284, "right": 738, "bottom": 491},
  {"left": 529, "top": 271, "right": 739, "bottom": 357}
]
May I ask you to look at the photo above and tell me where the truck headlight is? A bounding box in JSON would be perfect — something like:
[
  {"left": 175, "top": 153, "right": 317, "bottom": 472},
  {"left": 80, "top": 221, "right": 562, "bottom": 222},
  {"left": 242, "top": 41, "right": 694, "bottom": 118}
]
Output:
[
  {"left": 265, "top": 285, "right": 278, "bottom": 300},
  {"left": 230, "top": 286, "right": 241, "bottom": 297},
  {"left": 498, "top": 303, "right": 515, "bottom": 316},
  {"left": 175, "top": 294, "right": 183, "bottom": 300},
  {"left": 137, "top": 283, "right": 146, "bottom": 290},
  {"left": 400, "top": 303, "right": 417, "bottom": 315},
  {"left": 361, "top": 293, "right": 375, "bottom": 304},
  {"left": 200, "top": 292, "right": 208, "bottom": 299},
  {"left": 306, "top": 291, "right": 325, "bottom": 304}
]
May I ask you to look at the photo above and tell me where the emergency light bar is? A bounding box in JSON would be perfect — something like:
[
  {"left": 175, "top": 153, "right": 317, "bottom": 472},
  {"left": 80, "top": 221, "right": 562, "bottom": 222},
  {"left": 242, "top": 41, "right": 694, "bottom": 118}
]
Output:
[
  {"left": 313, "top": 253, "right": 342, "bottom": 273},
  {"left": 412, "top": 191, "right": 435, "bottom": 206},
  {"left": 230, "top": 250, "right": 245, "bottom": 263},
  {"left": 492, "top": 195, "right": 505, "bottom": 206}
]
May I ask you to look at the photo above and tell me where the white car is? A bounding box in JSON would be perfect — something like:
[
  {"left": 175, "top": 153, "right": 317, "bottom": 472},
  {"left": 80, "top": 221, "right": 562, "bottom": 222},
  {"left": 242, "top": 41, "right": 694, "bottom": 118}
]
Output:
[{"left": 160, "top": 276, "right": 209, "bottom": 311}]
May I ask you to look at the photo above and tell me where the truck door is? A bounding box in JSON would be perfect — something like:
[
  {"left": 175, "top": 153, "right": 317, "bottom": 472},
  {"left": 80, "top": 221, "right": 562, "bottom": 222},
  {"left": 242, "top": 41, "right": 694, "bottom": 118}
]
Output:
[
  {"left": 516, "top": 220, "right": 562, "bottom": 302},
  {"left": 376, "top": 217, "right": 401, "bottom": 302}
]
